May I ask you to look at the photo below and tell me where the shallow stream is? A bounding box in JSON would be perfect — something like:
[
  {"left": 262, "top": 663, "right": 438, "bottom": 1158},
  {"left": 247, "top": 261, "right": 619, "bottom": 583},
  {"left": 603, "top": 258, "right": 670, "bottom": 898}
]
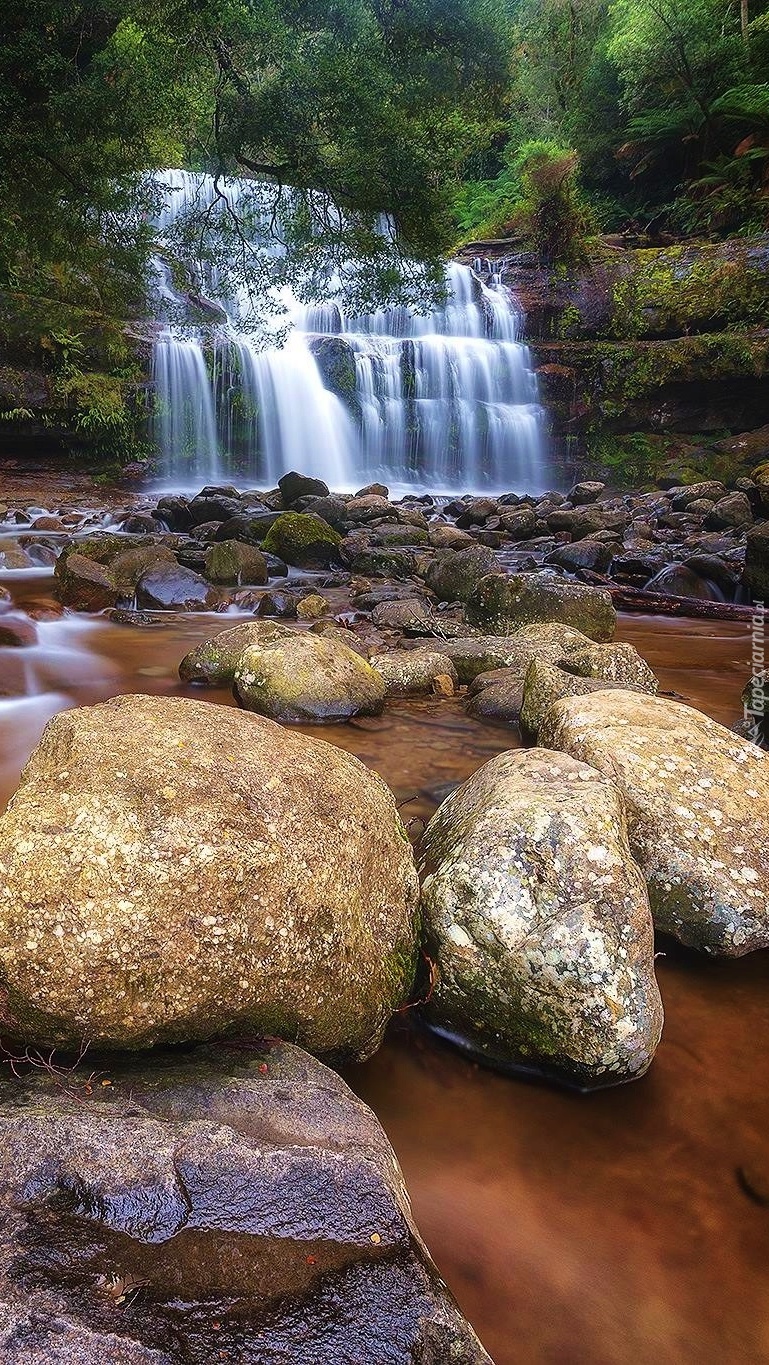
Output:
[{"left": 0, "top": 555, "right": 767, "bottom": 1363}]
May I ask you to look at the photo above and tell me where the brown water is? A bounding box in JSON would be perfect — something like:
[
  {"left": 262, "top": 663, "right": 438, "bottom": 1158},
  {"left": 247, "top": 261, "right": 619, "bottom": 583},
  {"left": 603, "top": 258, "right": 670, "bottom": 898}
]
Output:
[{"left": 0, "top": 568, "right": 767, "bottom": 1363}]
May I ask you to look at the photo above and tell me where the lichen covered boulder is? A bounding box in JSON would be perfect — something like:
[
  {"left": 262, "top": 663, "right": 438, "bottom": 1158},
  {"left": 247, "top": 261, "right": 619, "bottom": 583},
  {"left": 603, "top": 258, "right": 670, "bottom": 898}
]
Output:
[
  {"left": 0, "top": 1044, "right": 491, "bottom": 1364},
  {"left": 520, "top": 659, "right": 629, "bottom": 738},
  {"left": 466, "top": 571, "right": 616, "bottom": 641},
  {"left": 418, "top": 749, "right": 663, "bottom": 1086},
  {"left": 179, "top": 620, "right": 293, "bottom": 685},
  {"left": 540, "top": 690, "right": 769, "bottom": 955},
  {"left": 203, "top": 539, "right": 268, "bottom": 585},
  {"left": 370, "top": 650, "right": 458, "bottom": 696},
  {"left": 0, "top": 695, "right": 419, "bottom": 1054},
  {"left": 234, "top": 633, "right": 386, "bottom": 723},
  {"left": 262, "top": 511, "right": 342, "bottom": 568}
]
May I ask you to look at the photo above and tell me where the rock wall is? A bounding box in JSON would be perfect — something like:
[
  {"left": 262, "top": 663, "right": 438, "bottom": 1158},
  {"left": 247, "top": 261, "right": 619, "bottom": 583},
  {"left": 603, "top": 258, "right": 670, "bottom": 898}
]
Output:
[{"left": 464, "top": 237, "right": 769, "bottom": 488}]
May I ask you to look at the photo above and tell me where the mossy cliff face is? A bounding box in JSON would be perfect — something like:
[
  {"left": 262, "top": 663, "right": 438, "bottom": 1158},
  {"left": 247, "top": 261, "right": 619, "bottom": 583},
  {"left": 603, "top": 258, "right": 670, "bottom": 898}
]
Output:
[{"left": 488, "top": 236, "right": 769, "bottom": 486}]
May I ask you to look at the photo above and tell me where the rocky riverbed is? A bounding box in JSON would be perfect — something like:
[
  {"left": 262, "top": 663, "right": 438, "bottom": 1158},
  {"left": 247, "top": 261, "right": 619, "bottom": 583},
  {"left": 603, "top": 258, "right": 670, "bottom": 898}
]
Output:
[{"left": 0, "top": 465, "right": 767, "bottom": 1362}]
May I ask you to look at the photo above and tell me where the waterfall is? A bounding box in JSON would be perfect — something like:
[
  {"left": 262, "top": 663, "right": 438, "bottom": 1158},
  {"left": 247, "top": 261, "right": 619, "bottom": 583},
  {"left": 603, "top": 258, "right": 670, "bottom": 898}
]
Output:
[{"left": 149, "top": 170, "right": 547, "bottom": 493}]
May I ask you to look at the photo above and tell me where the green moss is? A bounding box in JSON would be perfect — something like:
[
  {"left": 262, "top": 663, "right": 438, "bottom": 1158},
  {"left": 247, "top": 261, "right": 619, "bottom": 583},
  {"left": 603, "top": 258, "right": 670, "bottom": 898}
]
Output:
[
  {"left": 262, "top": 512, "right": 342, "bottom": 568},
  {"left": 610, "top": 240, "right": 769, "bottom": 340}
]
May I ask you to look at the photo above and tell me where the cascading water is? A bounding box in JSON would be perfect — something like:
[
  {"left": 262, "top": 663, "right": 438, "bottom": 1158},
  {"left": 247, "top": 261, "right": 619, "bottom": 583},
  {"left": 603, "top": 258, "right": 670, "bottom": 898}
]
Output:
[{"left": 149, "top": 170, "right": 547, "bottom": 493}]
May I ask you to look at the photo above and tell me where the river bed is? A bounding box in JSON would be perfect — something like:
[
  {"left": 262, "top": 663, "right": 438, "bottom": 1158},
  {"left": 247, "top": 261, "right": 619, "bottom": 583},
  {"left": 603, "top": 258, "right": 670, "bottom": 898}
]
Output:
[{"left": 0, "top": 562, "right": 767, "bottom": 1363}]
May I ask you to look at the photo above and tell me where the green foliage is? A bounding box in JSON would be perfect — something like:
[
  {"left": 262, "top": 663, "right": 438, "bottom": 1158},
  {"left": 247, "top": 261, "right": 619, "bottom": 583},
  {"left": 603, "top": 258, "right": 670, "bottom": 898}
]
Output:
[
  {"left": 506, "top": 140, "right": 596, "bottom": 264},
  {"left": 0, "top": 0, "right": 512, "bottom": 349},
  {"left": 455, "top": 137, "right": 595, "bottom": 265}
]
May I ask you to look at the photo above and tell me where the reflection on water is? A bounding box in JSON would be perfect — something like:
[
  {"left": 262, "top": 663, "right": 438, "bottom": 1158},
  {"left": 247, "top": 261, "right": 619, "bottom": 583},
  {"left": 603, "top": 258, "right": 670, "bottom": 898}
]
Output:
[{"left": 0, "top": 574, "right": 767, "bottom": 1364}]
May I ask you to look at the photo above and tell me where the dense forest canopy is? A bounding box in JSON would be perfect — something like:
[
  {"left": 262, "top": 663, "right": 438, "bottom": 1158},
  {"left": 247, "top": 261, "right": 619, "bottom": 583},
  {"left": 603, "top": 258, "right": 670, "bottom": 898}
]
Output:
[
  {"left": 0, "top": 0, "right": 510, "bottom": 346},
  {"left": 1, "top": 0, "right": 767, "bottom": 360},
  {"left": 459, "top": 0, "right": 769, "bottom": 242}
]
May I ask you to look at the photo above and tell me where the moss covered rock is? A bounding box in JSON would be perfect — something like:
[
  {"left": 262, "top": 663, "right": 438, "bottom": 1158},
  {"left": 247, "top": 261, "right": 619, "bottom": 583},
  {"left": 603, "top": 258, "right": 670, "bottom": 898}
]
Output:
[
  {"left": 466, "top": 572, "right": 616, "bottom": 641},
  {"left": 262, "top": 512, "right": 342, "bottom": 568},
  {"left": 179, "top": 620, "right": 294, "bottom": 686},
  {"left": 234, "top": 632, "right": 386, "bottom": 723},
  {"left": 204, "top": 539, "right": 268, "bottom": 585},
  {"left": 0, "top": 694, "right": 419, "bottom": 1056},
  {"left": 418, "top": 748, "right": 663, "bottom": 1087},
  {"left": 540, "top": 690, "right": 769, "bottom": 955},
  {"left": 370, "top": 650, "right": 458, "bottom": 696}
]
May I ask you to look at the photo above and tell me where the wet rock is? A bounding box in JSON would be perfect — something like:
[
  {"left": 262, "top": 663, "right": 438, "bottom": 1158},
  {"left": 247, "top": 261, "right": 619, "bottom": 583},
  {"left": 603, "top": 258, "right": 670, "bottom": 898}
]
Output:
[
  {"left": 567, "top": 480, "right": 606, "bottom": 505},
  {"left": 370, "top": 650, "right": 458, "bottom": 696},
  {"left": 0, "top": 614, "right": 38, "bottom": 647},
  {"left": 296, "top": 592, "right": 330, "bottom": 621},
  {"left": 546, "top": 540, "right": 613, "bottom": 575},
  {"left": 153, "top": 495, "right": 192, "bottom": 531},
  {"left": 110, "top": 545, "right": 178, "bottom": 595},
  {"left": 371, "top": 598, "right": 432, "bottom": 631},
  {"left": 683, "top": 553, "right": 739, "bottom": 598},
  {"left": 705, "top": 492, "right": 753, "bottom": 531},
  {"left": 0, "top": 695, "right": 418, "bottom": 1054},
  {"left": 203, "top": 540, "right": 268, "bottom": 586},
  {"left": 645, "top": 563, "right": 722, "bottom": 599},
  {"left": 188, "top": 495, "right": 242, "bottom": 526},
  {"left": 0, "top": 539, "right": 34, "bottom": 570},
  {"left": 262, "top": 512, "right": 342, "bottom": 569},
  {"left": 278, "top": 470, "right": 330, "bottom": 505},
  {"left": 0, "top": 1044, "right": 490, "bottom": 1365},
  {"left": 466, "top": 572, "right": 616, "bottom": 641},
  {"left": 547, "top": 507, "right": 628, "bottom": 540},
  {"left": 345, "top": 525, "right": 429, "bottom": 551},
  {"left": 743, "top": 521, "right": 769, "bottom": 604},
  {"left": 539, "top": 690, "right": 769, "bottom": 956},
  {"left": 214, "top": 511, "right": 280, "bottom": 543},
  {"left": 465, "top": 670, "right": 526, "bottom": 725},
  {"left": 418, "top": 749, "right": 663, "bottom": 1086},
  {"left": 31, "top": 514, "right": 66, "bottom": 532},
  {"left": 134, "top": 563, "right": 222, "bottom": 612},
  {"left": 499, "top": 506, "right": 537, "bottom": 539},
  {"left": 343, "top": 546, "right": 419, "bottom": 579},
  {"left": 520, "top": 659, "right": 629, "bottom": 738},
  {"left": 234, "top": 632, "right": 386, "bottom": 723},
  {"left": 179, "top": 620, "right": 294, "bottom": 685},
  {"left": 668, "top": 482, "right": 727, "bottom": 511},
  {"left": 53, "top": 552, "right": 119, "bottom": 610},
  {"left": 355, "top": 481, "right": 389, "bottom": 497},
  {"left": 428, "top": 523, "right": 475, "bottom": 550},
  {"left": 255, "top": 589, "right": 300, "bottom": 617},
  {"left": 425, "top": 545, "right": 497, "bottom": 603},
  {"left": 455, "top": 497, "right": 498, "bottom": 528}
]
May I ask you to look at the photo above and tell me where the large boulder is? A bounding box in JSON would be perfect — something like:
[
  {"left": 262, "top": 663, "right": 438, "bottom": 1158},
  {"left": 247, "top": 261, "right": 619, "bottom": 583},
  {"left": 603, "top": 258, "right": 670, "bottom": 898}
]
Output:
[
  {"left": 262, "top": 512, "right": 342, "bottom": 568},
  {"left": 466, "top": 572, "right": 616, "bottom": 641},
  {"left": 539, "top": 691, "right": 769, "bottom": 955},
  {"left": 424, "top": 545, "right": 497, "bottom": 603},
  {"left": 0, "top": 1046, "right": 489, "bottom": 1365},
  {"left": 179, "top": 620, "right": 294, "bottom": 685},
  {"left": 234, "top": 633, "right": 387, "bottom": 723},
  {"left": 370, "top": 650, "right": 458, "bottom": 696},
  {"left": 744, "top": 521, "right": 769, "bottom": 604},
  {"left": 0, "top": 695, "right": 419, "bottom": 1053},
  {"left": 135, "top": 562, "right": 222, "bottom": 612},
  {"left": 563, "top": 642, "right": 658, "bottom": 693},
  {"left": 203, "top": 539, "right": 268, "bottom": 585},
  {"left": 418, "top": 749, "right": 663, "bottom": 1086},
  {"left": 520, "top": 659, "right": 629, "bottom": 738}
]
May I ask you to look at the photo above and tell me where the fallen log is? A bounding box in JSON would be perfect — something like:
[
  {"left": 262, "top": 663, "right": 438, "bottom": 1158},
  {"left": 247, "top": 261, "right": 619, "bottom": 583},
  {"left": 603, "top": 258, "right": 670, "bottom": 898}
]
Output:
[{"left": 603, "top": 582, "right": 755, "bottom": 622}]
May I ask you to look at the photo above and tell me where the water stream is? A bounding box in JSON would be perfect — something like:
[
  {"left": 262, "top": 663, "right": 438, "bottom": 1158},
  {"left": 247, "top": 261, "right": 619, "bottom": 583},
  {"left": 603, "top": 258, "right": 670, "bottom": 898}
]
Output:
[{"left": 0, "top": 556, "right": 766, "bottom": 1364}]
